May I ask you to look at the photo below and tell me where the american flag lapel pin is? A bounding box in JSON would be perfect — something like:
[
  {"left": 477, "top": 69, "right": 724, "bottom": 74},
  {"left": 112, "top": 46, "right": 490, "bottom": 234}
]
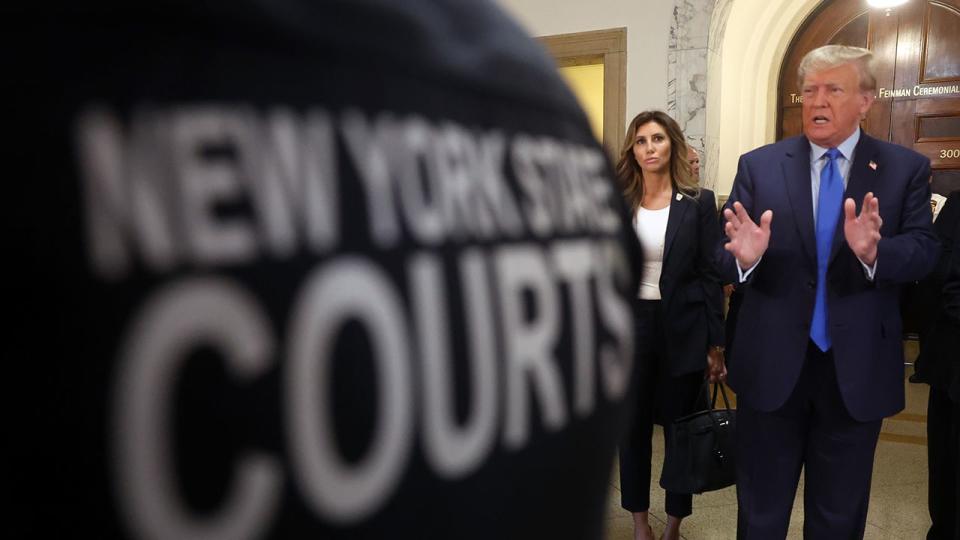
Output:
[{"left": 868, "top": 160, "right": 878, "bottom": 171}]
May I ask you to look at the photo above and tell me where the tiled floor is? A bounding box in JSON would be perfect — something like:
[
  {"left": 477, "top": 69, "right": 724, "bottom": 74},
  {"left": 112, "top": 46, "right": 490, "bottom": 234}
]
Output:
[{"left": 603, "top": 341, "right": 931, "bottom": 539}]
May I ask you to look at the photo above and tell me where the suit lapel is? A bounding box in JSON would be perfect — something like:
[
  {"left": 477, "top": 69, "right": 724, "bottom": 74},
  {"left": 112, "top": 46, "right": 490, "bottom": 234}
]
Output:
[
  {"left": 662, "top": 187, "right": 689, "bottom": 265},
  {"left": 783, "top": 137, "right": 816, "bottom": 265},
  {"left": 829, "top": 133, "right": 880, "bottom": 264}
]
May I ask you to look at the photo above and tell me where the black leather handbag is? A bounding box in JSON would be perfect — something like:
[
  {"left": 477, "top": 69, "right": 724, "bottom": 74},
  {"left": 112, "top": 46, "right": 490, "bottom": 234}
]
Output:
[{"left": 659, "top": 380, "right": 737, "bottom": 494}]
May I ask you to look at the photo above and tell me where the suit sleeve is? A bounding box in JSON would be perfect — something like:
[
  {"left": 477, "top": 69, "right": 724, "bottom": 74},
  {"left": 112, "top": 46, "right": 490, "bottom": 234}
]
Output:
[
  {"left": 875, "top": 156, "right": 939, "bottom": 286},
  {"left": 716, "top": 154, "right": 756, "bottom": 285},
  {"left": 698, "top": 190, "right": 725, "bottom": 347},
  {"left": 930, "top": 192, "right": 960, "bottom": 285},
  {"left": 942, "top": 215, "right": 960, "bottom": 325},
  {"left": 941, "top": 215, "right": 960, "bottom": 402}
]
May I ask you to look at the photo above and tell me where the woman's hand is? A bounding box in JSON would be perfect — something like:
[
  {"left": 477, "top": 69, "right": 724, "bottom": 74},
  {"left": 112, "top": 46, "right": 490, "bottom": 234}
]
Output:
[{"left": 706, "top": 346, "right": 727, "bottom": 383}]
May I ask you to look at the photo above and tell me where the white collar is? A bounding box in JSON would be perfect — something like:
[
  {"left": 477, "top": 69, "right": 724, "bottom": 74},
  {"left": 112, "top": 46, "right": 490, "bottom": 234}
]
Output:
[{"left": 809, "top": 127, "right": 860, "bottom": 163}]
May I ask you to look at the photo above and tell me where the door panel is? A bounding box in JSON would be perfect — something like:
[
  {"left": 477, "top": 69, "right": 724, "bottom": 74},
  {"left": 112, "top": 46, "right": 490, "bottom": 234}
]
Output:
[
  {"left": 830, "top": 12, "right": 869, "bottom": 48},
  {"left": 922, "top": 2, "right": 960, "bottom": 82}
]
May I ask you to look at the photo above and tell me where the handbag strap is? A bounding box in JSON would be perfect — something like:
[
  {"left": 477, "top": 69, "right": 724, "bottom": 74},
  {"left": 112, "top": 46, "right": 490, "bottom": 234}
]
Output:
[
  {"left": 702, "top": 379, "right": 734, "bottom": 467},
  {"left": 699, "top": 378, "right": 733, "bottom": 412},
  {"left": 711, "top": 380, "right": 732, "bottom": 411}
]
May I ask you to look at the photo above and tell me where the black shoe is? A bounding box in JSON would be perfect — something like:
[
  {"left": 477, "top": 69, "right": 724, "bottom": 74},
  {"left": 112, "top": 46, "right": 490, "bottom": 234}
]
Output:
[{"left": 909, "top": 372, "right": 928, "bottom": 384}]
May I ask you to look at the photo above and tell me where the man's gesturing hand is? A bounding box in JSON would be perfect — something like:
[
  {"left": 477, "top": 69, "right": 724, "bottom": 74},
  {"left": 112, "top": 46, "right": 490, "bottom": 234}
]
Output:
[
  {"left": 843, "top": 192, "right": 882, "bottom": 266},
  {"left": 723, "top": 201, "right": 773, "bottom": 270}
]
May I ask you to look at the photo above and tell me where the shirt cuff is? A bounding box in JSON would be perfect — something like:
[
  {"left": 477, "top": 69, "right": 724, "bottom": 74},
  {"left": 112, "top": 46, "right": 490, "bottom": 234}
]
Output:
[
  {"left": 736, "top": 256, "right": 761, "bottom": 283},
  {"left": 858, "top": 257, "right": 877, "bottom": 281}
]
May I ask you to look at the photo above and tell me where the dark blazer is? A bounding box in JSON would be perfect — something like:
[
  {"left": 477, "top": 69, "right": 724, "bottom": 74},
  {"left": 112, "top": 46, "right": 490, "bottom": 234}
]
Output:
[
  {"left": 942, "top": 230, "right": 960, "bottom": 403},
  {"left": 655, "top": 187, "right": 725, "bottom": 377},
  {"left": 719, "top": 133, "right": 939, "bottom": 422},
  {"left": 917, "top": 191, "right": 960, "bottom": 399}
]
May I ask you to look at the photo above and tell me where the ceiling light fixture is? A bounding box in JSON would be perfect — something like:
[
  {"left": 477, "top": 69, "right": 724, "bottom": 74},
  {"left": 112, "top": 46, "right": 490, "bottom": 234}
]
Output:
[{"left": 866, "top": 0, "right": 909, "bottom": 8}]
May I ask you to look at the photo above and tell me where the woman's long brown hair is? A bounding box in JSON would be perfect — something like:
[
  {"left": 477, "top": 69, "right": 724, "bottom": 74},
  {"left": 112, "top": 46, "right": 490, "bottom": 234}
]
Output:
[{"left": 615, "top": 110, "right": 699, "bottom": 214}]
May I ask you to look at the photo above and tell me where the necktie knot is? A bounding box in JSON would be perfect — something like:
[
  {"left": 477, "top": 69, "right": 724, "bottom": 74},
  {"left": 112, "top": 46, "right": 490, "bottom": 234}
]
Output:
[{"left": 824, "top": 148, "right": 842, "bottom": 162}]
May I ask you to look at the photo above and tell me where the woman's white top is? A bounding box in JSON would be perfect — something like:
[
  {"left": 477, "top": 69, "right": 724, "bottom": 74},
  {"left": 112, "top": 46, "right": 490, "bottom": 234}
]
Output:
[{"left": 634, "top": 205, "right": 670, "bottom": 300}]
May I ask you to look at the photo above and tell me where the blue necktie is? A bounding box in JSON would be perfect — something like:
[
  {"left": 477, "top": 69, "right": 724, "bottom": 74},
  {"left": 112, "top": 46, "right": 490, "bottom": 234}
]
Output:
[{"left": 811, "top": 148, "right": 843, "bottom": 352}]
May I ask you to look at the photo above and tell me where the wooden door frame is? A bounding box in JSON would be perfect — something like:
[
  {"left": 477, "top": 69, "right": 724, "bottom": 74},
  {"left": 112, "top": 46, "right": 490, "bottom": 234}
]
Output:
[{"left": 537, "top": 28, "right": 627, "bottom": 157}]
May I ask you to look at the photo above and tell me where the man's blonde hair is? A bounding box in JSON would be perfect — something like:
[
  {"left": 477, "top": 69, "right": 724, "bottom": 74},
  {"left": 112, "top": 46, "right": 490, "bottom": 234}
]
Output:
[{"left": 798, "top": 45, "right": 877, "bottom": 91}]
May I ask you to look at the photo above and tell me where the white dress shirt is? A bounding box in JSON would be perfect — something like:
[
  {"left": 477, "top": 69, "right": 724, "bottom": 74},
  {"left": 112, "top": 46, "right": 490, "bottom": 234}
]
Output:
[{"left": 635, "top": 205, "right": 670, "bottom": 300}]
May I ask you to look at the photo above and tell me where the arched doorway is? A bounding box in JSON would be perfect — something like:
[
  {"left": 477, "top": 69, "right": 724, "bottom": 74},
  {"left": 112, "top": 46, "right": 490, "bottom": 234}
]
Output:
[
  {"left": 707, "top": 0, "right": 821, "bottom": 199},
  {"left": 777, "top": 0, "right": 960, "bottom": 196}
]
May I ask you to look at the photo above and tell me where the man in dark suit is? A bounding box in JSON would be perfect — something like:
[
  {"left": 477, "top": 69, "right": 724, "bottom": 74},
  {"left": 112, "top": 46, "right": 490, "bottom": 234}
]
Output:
[
  {"left": 915, "top": 190, "right": 960, "bottom": 539},
  {"left": 719, "top": 45, "right": 939, "bottom": 538}
]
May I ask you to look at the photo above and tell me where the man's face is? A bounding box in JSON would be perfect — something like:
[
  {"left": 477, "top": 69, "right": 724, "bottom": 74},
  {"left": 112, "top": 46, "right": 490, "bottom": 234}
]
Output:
[
  {"left": 687, "top": 147, "right": 700, "bottom": 179},
  {"left": 801, "top": 62, "right": 875, "bottom": 148}
]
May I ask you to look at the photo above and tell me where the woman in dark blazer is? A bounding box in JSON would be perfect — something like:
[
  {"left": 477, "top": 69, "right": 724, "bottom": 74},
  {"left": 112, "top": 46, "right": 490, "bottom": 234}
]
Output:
[{"left": 616, "top": 110, "right": 726, "bottom": 540}]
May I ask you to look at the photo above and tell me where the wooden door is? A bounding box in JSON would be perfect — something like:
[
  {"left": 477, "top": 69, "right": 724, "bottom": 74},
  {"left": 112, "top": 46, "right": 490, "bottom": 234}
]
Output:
[{"left": 778, "top": 0, "right": 960, "bottom": 196}]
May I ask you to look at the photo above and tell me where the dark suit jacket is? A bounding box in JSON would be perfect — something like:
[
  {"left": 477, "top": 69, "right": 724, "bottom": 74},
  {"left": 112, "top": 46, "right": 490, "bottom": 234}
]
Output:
[
  {"left": 719, "top": 133, "right": 938, "bottom": 422},
  {"left": 942, "top": 229, "right": 960, "bottom": 403},
  {"left": 655, "top": 187, "right": 725, "bottom": 377},
  {"left": 917, "top": 191, "right": 960, "bottom": 400}
]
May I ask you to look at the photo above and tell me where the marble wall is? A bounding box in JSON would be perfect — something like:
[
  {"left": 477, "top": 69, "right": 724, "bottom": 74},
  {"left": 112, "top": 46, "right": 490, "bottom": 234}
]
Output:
[{"left": 667, "top": 0, "right": 730, "bottom": 191}]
